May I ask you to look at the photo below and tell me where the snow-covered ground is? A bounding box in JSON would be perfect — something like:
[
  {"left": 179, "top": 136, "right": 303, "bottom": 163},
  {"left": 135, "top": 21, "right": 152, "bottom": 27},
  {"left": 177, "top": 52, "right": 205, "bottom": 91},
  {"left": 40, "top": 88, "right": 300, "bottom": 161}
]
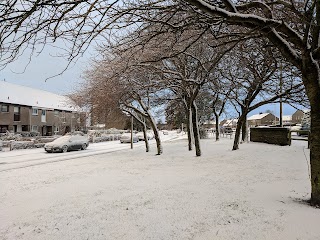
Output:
[
  {"left": 0, "top": 131, "right": 180, "bottom": 172},
  {"left": 1, "top": 135, "right": 319, "bottom": 240}
]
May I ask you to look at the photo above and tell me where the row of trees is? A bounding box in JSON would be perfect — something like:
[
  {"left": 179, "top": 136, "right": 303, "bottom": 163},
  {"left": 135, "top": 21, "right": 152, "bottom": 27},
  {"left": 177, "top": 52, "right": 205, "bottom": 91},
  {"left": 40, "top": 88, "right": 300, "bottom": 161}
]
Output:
[
  {"left": 77, "top": 29, "right": 305, "bottom": 156},
  {"left": 1, "top": 0, "right": 319, "bottom": 205}
]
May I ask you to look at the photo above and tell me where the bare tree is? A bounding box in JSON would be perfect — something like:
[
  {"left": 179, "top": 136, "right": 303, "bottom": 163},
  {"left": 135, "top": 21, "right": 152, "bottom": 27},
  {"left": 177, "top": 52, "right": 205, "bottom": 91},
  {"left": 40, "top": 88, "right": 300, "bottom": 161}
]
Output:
[
  {"left": 2, "top": 0, "right": 320, "bottom": 205},
  {"left": 221, "top": 40, "right": 305, "bottom": 150},
  {"left": 181, "top": 0, "right": 320, "bottom": 206}
]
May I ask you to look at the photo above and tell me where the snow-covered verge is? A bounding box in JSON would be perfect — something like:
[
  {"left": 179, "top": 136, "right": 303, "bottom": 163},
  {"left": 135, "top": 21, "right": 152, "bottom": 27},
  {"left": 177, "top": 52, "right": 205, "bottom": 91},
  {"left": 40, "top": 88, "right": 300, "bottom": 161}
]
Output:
[{"left": 0, "top": 138, "right": 319, "bottom": 240}]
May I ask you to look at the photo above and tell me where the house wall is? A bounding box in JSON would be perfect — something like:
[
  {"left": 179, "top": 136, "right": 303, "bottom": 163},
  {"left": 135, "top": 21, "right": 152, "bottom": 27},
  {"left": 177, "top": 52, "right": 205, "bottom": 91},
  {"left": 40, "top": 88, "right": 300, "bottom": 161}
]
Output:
[
  {"left": 248, "top": 119, "right": 262, "bottom": 127},
  {"left": 292, "top": 110, "right": 304, "bottom": 124},
  {"left": 0, "top": 103, "right": 11, "bottom": 125},
  {"left": 261, "top": 114, "right": 278, "bottom": 125},
  {"left": 0, "top": 102, "right": 84, "bottom": 135},
  {"left": 248, "top": 114, "right": 279, "bottom": 127}
]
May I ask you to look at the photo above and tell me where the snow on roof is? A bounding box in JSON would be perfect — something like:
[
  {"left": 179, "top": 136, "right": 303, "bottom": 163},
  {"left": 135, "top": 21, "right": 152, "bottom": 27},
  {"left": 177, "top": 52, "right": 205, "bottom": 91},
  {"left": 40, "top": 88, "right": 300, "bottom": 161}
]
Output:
[
  {"left": 247, "top": 113, "right": 270, "bottom": 120},
  {"left": 0, "top": 81, "right": 79, "bottom": 112},
  {"left": 223, "top": 119, "right": 238, "bottom": 126},
  {"left": 203, "top": 120, "right": 215, "bottom": 125}
]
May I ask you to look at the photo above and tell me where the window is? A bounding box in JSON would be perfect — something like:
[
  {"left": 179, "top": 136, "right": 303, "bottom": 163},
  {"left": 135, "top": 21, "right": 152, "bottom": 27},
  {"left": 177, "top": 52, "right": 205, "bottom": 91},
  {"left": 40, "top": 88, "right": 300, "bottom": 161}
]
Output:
[
  {"left": 54, "top": 110, "right": 59, "bottom": 116},
  {"left": 32, "top": 108, "right": 38, "bottom": 115},
  {"left": 0, "top": 125, "right": 8, "bottom": 133},
  {"left": 32, "top": 125, "right": 38, "bottom": 132},
  {"left": 1, "top": 105, "right": 9, "bottom": 112},
  {"left": 14, "top": 106, "right": 20, "bottom": 121}
]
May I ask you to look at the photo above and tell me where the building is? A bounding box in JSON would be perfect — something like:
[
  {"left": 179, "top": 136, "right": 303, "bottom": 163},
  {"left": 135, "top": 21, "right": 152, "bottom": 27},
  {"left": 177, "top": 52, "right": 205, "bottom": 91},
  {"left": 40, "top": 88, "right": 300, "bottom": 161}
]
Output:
[
  {"left": 282, "top": 115, "right": 292, "bottom": 125},
  {"left": 220, "top": 119, "right": 238, "bottom": 128},
  {"left": 292, "top": 109, "right": 310, "bottom": 124},
  {"left": 247, "top": 113, "right": 279, "bottom": 127},
  {"left": 202, "top": 120, "right": 216, "bottom": 129},
  {"left": 0, "top": 81, "right": 86, "bottom": 135}
]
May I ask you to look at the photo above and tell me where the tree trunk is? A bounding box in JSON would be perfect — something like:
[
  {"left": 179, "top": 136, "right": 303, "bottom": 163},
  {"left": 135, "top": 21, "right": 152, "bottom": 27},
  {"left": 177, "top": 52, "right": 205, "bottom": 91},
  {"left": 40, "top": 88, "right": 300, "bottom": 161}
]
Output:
[
  {"left": 310, "top": 104, "right": 320, "bottom": 206},
  {"left": 191, "top": 101, "right": 201, "bottom": 156},
  {"left": 302, "top": 56, "right": 320, "bottom": 206},
  {"left": 186, "top": 106, "right": 193, "bottom": 151},
  {"left": 147, "top": 111, "right": 162, "bottom": 155},
  {"left": 241, "top": 115, "right": 247, "bottom": 142},
  {"left": 233, "top": 114, "right": 246, "bottom": 150},
  {"left": 214, "top": 112, "right": 220, "bottom": 141},
  {"left": 302, "top": 53, "right": 320, "bottom": 206},
  {"left": 142, "top": 123, "right": 149, "bottom": 152}
]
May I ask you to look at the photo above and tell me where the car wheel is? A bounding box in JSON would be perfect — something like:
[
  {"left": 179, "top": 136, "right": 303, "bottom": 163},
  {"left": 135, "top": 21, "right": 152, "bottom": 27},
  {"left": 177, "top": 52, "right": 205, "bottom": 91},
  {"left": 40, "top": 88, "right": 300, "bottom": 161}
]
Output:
[
  {"left": 46, "top": 150, "right": 52, "bottom": 153},
  {"left": 61, "top": 145, "right": 68, "bottom": 153},
  {"left": 81, "top": 143, "right": 87, "bottom": 150}
]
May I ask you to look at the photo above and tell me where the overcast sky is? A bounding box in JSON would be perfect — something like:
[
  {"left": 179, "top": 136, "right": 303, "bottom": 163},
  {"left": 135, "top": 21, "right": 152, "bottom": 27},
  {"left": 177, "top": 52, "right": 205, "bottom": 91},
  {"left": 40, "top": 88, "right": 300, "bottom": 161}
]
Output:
[
  {"left": 1, "top": 46, "right": 91, "bottom": 95},
  {"left": 0, "top": 45, "right": 300, "bottom": 118}
]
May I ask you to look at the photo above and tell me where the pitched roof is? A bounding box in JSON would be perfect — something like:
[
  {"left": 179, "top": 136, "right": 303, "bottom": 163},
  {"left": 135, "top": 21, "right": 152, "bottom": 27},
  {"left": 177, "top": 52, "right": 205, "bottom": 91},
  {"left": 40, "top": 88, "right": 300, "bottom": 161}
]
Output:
[
  {"left": 247, "top": 113, "right": 270, "bottom": 120},
  {"left": 0, "top": 81, "right": 79, "bottom": 112},
  {"left": 222, "top": 119, "right": 238, "bottom": 126}
]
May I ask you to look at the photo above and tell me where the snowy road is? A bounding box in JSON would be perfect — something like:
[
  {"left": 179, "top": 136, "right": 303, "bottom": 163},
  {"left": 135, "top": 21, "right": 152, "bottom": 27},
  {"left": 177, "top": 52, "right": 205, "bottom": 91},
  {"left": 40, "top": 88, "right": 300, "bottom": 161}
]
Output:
[{"left": 0, "top": 132, "right": 181, "bottom": 172}]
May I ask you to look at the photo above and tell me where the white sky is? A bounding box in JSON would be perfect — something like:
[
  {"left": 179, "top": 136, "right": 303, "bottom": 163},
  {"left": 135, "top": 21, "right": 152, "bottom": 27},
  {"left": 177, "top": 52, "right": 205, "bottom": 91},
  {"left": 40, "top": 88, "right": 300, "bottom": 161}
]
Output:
[
  {"left": 0, "top": 45, "right": 300, "bottom": 118},
  {"left": 1, "top": 45, "right": 92, "bottom": 95}
]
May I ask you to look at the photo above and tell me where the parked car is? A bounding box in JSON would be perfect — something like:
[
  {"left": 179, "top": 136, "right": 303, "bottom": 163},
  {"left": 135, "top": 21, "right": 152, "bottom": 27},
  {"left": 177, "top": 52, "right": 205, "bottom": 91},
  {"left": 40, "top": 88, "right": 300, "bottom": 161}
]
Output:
[
  {"left": 297, "top": 124, "right": 310, "bottom": 136},
  {"left": 162, "top": 130, "right": 169, "bottom": 135},
  {"left": 44, "top": 133, "right": 89, "bottom": 153},
  {"left": 120, "top": 133, "right": 139, "bottom": 143},
  {"left": 136, "top": 131, "right": 154, "bottom": 141}
]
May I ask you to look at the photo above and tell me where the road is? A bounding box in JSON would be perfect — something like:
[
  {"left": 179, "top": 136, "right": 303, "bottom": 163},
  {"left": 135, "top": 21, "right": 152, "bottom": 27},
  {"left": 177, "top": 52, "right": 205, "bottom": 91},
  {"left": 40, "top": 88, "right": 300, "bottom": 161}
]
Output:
[{"left": 0, "top": 132, "right": 181, "bottom": 172}]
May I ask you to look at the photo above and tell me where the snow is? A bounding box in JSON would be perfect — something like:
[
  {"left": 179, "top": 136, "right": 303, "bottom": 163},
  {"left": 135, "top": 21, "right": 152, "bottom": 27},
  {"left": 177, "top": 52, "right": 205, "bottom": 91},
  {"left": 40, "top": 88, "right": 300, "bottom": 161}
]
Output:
[
  {"left": 247, "top": 113, "right": 270, "bottom": 120},
  {"left": 282, "top": 115, "right": 292, "bottom": 121},
  {"left": 0, "top": 81, "right": 79, "bottom": 111},
  {"left": 0, "top": 133, "right": 319, "bottom": 240}
]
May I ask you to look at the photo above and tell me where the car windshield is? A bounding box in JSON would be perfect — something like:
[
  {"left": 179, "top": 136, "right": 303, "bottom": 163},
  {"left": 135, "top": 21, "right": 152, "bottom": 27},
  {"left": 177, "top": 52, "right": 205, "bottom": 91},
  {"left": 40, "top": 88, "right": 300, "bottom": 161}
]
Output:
[{"left": 53, "top": 136, "right": 71, "bottom": 143}]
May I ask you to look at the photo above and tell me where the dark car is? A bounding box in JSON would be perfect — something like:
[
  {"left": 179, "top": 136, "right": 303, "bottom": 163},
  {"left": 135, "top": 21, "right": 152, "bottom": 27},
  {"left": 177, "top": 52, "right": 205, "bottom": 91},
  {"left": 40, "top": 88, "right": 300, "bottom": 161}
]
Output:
[{"left": 297, "top": 124, "right": 310, "bottom": 136}]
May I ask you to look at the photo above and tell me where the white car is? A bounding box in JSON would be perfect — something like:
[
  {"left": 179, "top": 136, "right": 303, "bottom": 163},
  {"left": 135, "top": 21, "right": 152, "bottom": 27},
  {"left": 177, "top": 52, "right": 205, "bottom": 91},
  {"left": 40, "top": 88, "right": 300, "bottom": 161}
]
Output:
[
  {"left": 44, "top": 133, "right": 89, "bottom": 153},
  {"left": 136, "top": 131, "right": 154, "bottom": 141},
  {"left": 120, "top": 133, "right": 139, "bottom": 143}
]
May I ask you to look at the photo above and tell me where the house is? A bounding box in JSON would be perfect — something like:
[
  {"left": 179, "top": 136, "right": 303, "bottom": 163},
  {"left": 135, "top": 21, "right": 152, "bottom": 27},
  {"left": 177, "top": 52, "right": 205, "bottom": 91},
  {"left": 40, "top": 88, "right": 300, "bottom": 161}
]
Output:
[
  {"left": 221, "top": 119, "right": 238, "bottom": 128},
  {"left": 282, "top": 115, "right": 292, "bottom": 125},
  {"left": 247, "top": 113, "right": 278, "bottom": 127},
  {"left": 292, "top": 109, "right": 310, "bottom": 124},
  {"left": 0, "top": 81, "right": 86, "bottom": 135},
  {"left": 202, "top": 120, "right": 216, "bottom": 129}
]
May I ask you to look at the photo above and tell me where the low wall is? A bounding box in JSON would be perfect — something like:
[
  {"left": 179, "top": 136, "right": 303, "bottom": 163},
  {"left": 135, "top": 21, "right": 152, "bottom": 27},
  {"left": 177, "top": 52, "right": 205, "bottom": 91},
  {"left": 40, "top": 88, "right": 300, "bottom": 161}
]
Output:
[{"left": 250, "top": 127, "right": 291, "bottom": 146}]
